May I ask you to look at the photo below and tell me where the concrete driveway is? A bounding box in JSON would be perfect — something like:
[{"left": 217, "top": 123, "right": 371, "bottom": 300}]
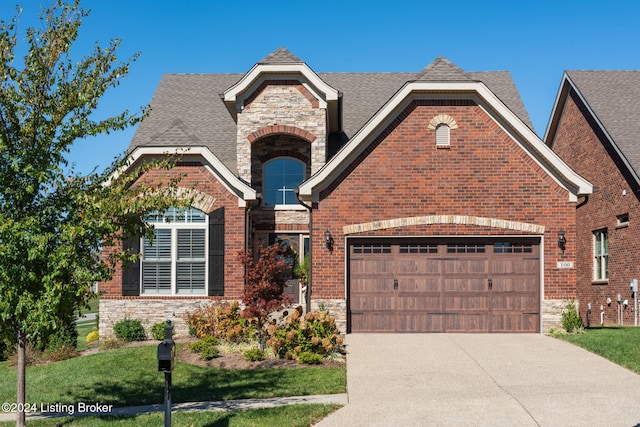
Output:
[{"left": 316, "top": 334, "right": 640, "bottom": 427}]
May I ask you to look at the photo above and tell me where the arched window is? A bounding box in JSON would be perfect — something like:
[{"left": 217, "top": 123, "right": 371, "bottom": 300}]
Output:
[
  {"left": 264, "top": 158, "right": 305, "bottom": 206},
  {"left": 429, "top": 114, "right": 457, "bottom": 148},
  {"left": 141, "top": 206, "right": 207, "bottom": 295},
  {"left": 435, "top": 124, "right": 450, "bottom": 147}
]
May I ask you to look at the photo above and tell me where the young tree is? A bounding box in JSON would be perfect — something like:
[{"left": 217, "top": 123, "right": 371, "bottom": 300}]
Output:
[
  {"left": 239, "top": 242, "right": 295, "bottom": 350},
  {"left": 0, "top": 2, "right": 183, "bottom": 425}
]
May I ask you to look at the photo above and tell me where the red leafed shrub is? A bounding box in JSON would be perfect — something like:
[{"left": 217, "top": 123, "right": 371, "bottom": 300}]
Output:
[{"left": 239, "top": 242, "right": 294, "bottom": 348}]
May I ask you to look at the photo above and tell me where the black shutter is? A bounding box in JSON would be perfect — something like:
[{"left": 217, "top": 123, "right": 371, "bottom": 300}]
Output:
[
  {"left": 208, "top": 207, "right": 225, "bottom": 296},
  {"left": 122, "top": 237, "right": 140, "bottom": 296}
]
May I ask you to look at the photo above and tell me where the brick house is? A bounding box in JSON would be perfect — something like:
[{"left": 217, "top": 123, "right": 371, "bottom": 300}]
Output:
[
  {"left": 545, "top": 71, "right": 640, "bottom": 327},
  {"left": 99, "top": 48, "right": 592, "bottom": 337}
]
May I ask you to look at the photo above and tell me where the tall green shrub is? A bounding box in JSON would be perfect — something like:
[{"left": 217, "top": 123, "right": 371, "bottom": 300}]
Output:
[{"left": 562, "top": 300, "right": 583, "bottom": 333}]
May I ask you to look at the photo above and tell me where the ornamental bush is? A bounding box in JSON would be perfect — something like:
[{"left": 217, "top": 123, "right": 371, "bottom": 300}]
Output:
[
  {"left": 297, "top": 351, "right": 323, "bottom": 365},
  {"left": 266, "top": 306, "right": 344, "bottom": 362},
  {"left": 185, "top": 301, "right": 256, "bottom": 342},
  {"left": 243, "top": 347, "right": 266, "bottom": 362},
  {"left": 113, "top": 319, "right": 146, "bottom": 342},
  {"left": 189, "top": 336, "right": 221, "bottom": 361},
  {"left": 562, "top": 300, "right": 583, "bottom": 333},
  {"left": 151, "top": 321, "right": 170, "bottom": 340},
  {"left": 86, "top": 330, "right": 99, "bottom": 343}
]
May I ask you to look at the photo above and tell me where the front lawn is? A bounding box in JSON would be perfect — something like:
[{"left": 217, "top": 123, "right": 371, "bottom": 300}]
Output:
[
  {"left": 0, "top": 403, "right": 342, "bottom": 426},
  {"left": 0, "top": 344, "right": 346, "bottom": 407},
  {"left": 555, "top": 327, "right": 640, "bottom": 374}
]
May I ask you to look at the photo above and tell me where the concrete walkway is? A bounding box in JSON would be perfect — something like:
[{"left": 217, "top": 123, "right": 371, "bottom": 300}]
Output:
[
  {"left": 316, "top": 334, "right": 640, "bottom": 427},
  {"left": 0, "top": 394, "right": 348, "bottom": 422}
]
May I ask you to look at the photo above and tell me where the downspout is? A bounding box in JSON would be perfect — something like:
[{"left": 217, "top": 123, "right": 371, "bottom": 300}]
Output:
[{"left": 295, "top": 188, "right": 312, "bottom": 313}]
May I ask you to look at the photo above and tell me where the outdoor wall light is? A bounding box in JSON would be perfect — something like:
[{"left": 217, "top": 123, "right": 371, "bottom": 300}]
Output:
[
  {"left": 324, "top": 230, "right": 334, "bottom": 251},
  {"left": 557, "top": 230, "right": 566, "bottom": 253}
]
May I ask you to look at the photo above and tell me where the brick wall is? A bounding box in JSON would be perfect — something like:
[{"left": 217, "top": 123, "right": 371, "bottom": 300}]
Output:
[
  {"left": 99, "top": 163, "right": 248, "bottom": 336},
  {"left": 310, "top": 100, "right": 578, "bottom": 326},
  {"left": 550, "top": 89, "right": 640, "bottom": 326}
]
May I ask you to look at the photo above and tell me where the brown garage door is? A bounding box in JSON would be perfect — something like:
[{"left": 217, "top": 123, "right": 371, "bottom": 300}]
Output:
[{"left": 348, "top": 239, "right": 540, "bottom": 333}]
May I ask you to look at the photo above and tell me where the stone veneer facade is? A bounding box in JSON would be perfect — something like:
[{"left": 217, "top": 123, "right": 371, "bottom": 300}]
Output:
[{"left": 236, "top": 81, "right": 327, "bottom": 182}]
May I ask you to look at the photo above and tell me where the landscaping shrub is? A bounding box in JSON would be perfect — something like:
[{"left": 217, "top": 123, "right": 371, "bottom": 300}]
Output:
[
  {"left": 86, "top": 330, "right": 99, "bottom": 343},
  {"left": 243, "top": 347, "right": 266, "bottom": 362},
  {"left": 43, "top": 344, "right": 79, "bottom": 362},
  {"left": 185, "top": 305, "right": 216, "bottom": 338},
  {"left": 151, "top": 321, "right": 170, "bottom": 340},
  {"left": 185, "top": 301, "right": 256, "bottom": 342},
  {"left": 200, "top": 346, "right": 220, "bottom": 361},
  {"left": 266, "top": 306, "right": 344, "bottom": 362},
  {"left": 189, "top": 336, "right": 221, "bottom": 361},
  {"left": 7, "top": 342, "right": 45, "bottom": 367},
  {"left": 47, "top": 320, "right": 79, "bottom": 351},
  {"left": 100, "top": 336, "right": 125, "bottom": 350},
  {"left": 188, "top": 336, "right": 220, "bottom": 353},
  {"left": 113, "top": 319, "right": 146, "bottom": 342},
  {"left": 562, "top": 300, "right": 583, "bottom": 333},
  {"left": 297, "top": 351, "right": 323, "bottom": 365}
]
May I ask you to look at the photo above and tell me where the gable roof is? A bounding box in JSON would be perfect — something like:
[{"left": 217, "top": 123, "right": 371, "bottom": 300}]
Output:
[
  {"left": 257, "top": 46, "right": 303, "bottom": 64},
  {"left": 128, "top": 51, "right": 535, "bottom": 176},
  {"left": 415, "top": 56, "right": 474, "bottom": 81},
  {"left": 545, "top": 70, "right": 640, "bottom": 185},
  {"left": 297, "top": 78, "right": 592, "bottom": 202}
]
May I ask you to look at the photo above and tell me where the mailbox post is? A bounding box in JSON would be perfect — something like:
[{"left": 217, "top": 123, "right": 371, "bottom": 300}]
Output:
[{"left": 157, "top": 320, "right": 175, "bottom": 427}]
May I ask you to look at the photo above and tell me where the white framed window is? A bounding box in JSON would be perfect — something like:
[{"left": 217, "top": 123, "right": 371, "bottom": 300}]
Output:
[
  {"left": 435, "top": 124, "right": 450, "bottom": 147},
  {"left": 263, "top": 157, "right": 305, "bottom": 206},
  {"left": 594, "top": 229, "right": 608, "bottom": 281},
  {"left": 141, "top": 207, "right": 207, "bottom": 295}
]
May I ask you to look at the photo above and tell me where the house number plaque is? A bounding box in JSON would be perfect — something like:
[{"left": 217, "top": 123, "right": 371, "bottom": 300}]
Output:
[{"left": 557, "top": 261, "right": 574, "bottom": 269}]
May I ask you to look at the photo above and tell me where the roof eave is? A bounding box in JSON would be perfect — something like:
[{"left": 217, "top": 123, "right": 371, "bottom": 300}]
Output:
[
  {"left": 221, "top": 63, "right": 340, "bottom": 122},
  {"left": 546, "top": 73, "right": 640, "bottom": 189},
  {"left": 299, "top": 80, "right": 592, "bottom": 202},
  {"left": 109, "top": 146, "right": 257, "bottom": 207}
]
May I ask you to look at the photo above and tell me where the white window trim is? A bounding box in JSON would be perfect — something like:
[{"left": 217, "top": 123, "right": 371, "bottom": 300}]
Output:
[
  {"left": 141, "top": 211, "right": 208, "bottom": 296},
  {"left": 593, "top": 229, "right": 608, "bottom": 281}
]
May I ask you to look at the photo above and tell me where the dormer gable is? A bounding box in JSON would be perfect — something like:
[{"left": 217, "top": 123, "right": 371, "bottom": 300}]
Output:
[
  {"left": 223, "top": 48, "right": 341, "bottom": 183},
  {"left": 220, "top": 47, "right": 340, "bottom": 134}
]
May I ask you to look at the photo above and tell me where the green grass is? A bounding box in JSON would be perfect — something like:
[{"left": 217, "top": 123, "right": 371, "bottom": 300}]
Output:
[
  {"left": 75, "top": 294, "right": 99, "bottom": 351},
  {"left": 76, "top": 323, "right": 98, "bottom": 352},
  {"left": 0, "top": 403, "right": 342, "bottom": 426},
  {"left": 0, "top": 344, "right": 346, "bottom": 407},
  {"left": 556, "top": 327, "right": 640, "bottom": 374}
]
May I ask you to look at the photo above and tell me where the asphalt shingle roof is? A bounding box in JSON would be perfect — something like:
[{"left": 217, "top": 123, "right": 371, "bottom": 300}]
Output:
[
  {"left": 566, "top": 70, "right": 640, "bottom": 176},
  {"left": 258, "top": 47, "right": 303, "bottom": 64},
  {"left": 415, "top": 56, "right": 474, "bottom": 81},
  {"left": 129, "top": 54, "right": 534, "bottom": 174}
]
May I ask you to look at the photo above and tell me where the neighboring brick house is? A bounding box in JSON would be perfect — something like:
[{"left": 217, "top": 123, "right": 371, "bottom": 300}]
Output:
[
  {"left": 545, "top": 71, "right": 640, "bottom": 327},
  {"left": 99, "top": 48, "right": 592, "bottom": 337}
]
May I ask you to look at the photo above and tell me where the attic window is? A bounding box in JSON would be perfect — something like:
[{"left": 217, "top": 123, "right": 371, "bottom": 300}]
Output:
[
  {"left": 435, "top": 124, "right": 450, "bottom": 147},
  {"left": 428, "top": 114, "right": 458, "bottom": 148},
  {"left": 617, "top": 213, "right": 629, "bottom": 227}
]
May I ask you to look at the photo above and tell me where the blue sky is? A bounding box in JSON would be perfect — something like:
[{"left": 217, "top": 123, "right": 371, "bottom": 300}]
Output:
[{"left": 6, "top": 0, "right": 640, "bottom": 175}]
